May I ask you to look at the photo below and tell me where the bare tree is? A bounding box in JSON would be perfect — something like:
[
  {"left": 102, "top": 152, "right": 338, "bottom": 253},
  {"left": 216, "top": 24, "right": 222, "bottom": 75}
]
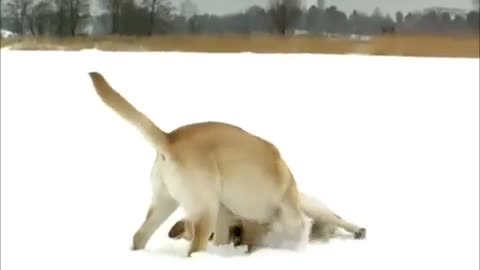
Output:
[
  {"left": 102, "top": 0, "right": 129, "bottom": 34},
  {"left": 3, "top": 0, "right": 58, "bottom": 35},
  {"left": 140, "top": 0, "right": 173, "bottom": 35},
  {"left": 100, "top": 0, "right": 173, "bottom": 35},
  {"left": 26, "top": 1, "right": 56, "bottom": 35},
  {"left": 268, "top": 0, "right": 303, "bottom": 35},
  {"left": 53, "top": 0, "right": 89, "bottom": 36},
  {"left": 4, "top": 0, "right": 31, "bottom": 34},
  {"left": 67, "top": 0, "right": 88, "bottom": 36}
]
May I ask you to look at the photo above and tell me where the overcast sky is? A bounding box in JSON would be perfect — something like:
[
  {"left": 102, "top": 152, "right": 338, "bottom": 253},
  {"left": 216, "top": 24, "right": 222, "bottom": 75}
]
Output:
[{"left": 171, "top": 0, "right": 475, "bottom": 15}]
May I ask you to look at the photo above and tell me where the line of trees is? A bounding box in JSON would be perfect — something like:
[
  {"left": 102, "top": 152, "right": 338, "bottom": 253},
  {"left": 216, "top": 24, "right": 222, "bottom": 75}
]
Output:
[
  {"left": 2, "top": 0, "right": 90, "bottom": 36},
  {"left": 180, "top": 2, "right": 479, "bottom": 36},
  {"left": 1, "top": 0, "right": 174, "bottom": 36},
  {"left": 1, "top": 0, "right": 479, "bottom": 37}
]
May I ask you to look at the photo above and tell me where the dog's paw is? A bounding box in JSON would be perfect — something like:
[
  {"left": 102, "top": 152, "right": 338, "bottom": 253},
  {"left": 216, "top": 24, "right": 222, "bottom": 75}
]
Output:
[
  {"left": 354, "top": 228, "right": 366, "bottom": 239},
  {"left": 130, "top": 243, "right": 141, "bottom": 251}
]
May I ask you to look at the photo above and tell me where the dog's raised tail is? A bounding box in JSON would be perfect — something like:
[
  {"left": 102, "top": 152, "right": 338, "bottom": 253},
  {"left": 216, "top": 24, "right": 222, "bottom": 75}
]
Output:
[{"left": 88, "top": 72, "right": 170, "bottom": 153}]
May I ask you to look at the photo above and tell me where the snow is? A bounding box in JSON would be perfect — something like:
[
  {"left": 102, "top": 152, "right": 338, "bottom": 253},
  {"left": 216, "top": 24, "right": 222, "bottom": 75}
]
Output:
[{"left": 1, "top": 50, "right": 479, "bottom": 270}]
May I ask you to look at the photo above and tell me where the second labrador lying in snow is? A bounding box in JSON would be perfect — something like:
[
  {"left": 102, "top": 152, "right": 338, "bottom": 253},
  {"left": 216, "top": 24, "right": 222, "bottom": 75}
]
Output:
[{"left": 168, "top": 192, "right": 366, "bottom": 252}]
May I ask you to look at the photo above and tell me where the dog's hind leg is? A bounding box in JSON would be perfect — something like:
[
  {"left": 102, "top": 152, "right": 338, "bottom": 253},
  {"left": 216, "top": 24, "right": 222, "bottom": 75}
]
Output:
[
  {"left": 187, "top": 206, "right": 218, "bottom": 256},
  {"left": 132, "top": 193, "right": 178, "bottom": 250},
  {"left": 329, "top": 213, "right": 366, "bottom": 239},
  {"left": 212, "top": 204, "right": 237, "bottom": 246},
  {"left": 299, "top": 192, "right": 366, "bottom": 239}
]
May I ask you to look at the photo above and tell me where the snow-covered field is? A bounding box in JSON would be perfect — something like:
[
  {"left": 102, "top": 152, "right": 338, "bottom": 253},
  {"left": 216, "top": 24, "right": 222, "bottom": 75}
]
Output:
[{"left": 1, "top": 50, "right": 479, "bottom": 270}]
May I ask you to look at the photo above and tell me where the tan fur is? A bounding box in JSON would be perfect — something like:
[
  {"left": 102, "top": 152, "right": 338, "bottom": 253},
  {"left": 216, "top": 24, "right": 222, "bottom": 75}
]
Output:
[{"left": 88, "top": 72, "right": 308, "bottom": 257}]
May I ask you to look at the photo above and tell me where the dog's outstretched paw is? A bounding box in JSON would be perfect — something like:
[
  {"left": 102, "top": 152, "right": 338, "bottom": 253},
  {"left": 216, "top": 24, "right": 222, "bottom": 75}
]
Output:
[{"left": 354, "top": 228, "right": 366, "bottom": 239}]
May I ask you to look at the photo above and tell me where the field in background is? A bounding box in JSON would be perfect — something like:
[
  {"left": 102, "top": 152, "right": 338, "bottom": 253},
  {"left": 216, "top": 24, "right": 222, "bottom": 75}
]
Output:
[{"left": 1, "top": 34, "right": 479, "bottom": 58}]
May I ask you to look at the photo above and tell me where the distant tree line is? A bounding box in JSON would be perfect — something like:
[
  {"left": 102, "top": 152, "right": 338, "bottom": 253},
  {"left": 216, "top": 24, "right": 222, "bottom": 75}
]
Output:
[
  {"left": 1, "top": 0, "right": 479, "bottom": 37},
  {"left": 1, "top": 0, "right": 174, "bottom": 36}
]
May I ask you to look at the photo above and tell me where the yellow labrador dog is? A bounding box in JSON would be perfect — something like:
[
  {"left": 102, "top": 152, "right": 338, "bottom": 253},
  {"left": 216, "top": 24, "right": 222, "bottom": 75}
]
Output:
[
  {"left": 89, "top": 72, "right": 316, "bottom": 256},
  {"left": 168, "top": 192, "right": 366, "bottom": 252}
]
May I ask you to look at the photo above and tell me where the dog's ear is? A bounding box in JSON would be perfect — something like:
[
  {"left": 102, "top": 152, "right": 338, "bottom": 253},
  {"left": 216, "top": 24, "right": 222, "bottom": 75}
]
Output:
[{"left": 168, "top": 220, "right": 186, "bottom": 239}]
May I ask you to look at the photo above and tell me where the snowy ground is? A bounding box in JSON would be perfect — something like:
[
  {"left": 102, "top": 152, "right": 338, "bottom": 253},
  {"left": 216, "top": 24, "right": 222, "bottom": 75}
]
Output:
[{"left": 1, "top": 50, "right": 479, "bottom": 270}]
